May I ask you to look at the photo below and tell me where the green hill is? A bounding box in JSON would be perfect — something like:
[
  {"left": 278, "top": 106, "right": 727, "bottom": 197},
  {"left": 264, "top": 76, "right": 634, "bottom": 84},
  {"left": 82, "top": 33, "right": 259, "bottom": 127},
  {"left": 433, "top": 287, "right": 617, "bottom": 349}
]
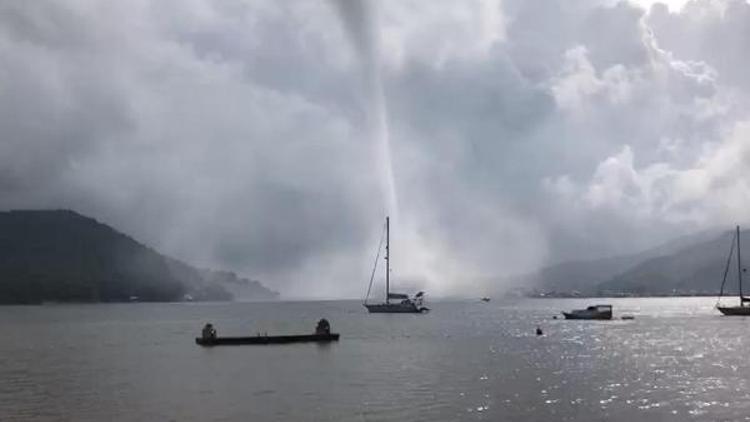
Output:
[{"left": 0, "top": 210, "right": 278, "bottom": 304}]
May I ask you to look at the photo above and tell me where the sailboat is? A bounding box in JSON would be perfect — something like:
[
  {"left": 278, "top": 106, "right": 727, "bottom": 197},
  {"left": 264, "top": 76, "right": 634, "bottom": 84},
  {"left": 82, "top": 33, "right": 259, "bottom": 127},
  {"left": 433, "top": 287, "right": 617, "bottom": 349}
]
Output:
[
  {"left": 717, "top": 225, "right": 750, "bottom": 315},
  {"left": 363, "top": 216, "right": 428, "bottom": 313}
]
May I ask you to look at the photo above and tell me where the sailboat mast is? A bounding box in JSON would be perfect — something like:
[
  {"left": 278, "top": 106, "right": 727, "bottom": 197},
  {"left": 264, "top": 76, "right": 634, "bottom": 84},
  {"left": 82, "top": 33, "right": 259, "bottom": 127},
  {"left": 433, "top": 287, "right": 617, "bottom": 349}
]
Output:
[
  {"left": 738, "top": 225, "right": 743, "bottom": 305},
  {"left": 385, "top": 216, "right": 390, "bottom": 304}
]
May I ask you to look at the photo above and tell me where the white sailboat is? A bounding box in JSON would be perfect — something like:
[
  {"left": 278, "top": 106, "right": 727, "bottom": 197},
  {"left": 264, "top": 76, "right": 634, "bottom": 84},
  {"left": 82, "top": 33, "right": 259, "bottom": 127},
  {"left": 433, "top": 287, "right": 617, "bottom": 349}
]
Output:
[
  {"left": 363, "top": 217, "right": 428, "bottom": 313},
  {"left": 717, "top": 225, "right": 750, "bottom": 315}
]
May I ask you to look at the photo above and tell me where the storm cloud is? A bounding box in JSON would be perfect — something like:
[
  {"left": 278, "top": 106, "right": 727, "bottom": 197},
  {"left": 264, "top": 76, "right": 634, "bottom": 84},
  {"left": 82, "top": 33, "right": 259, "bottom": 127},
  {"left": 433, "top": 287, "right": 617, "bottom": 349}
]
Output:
[{"left": 1, "top": 0, "right": 749, "bottom": 297}]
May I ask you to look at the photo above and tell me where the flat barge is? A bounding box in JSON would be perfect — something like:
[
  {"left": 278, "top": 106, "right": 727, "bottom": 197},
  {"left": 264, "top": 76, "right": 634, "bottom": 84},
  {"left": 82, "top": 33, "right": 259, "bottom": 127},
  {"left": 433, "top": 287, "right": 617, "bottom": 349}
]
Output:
[{"left": 195, "top": 333, "right": 339, "bottom": 346}]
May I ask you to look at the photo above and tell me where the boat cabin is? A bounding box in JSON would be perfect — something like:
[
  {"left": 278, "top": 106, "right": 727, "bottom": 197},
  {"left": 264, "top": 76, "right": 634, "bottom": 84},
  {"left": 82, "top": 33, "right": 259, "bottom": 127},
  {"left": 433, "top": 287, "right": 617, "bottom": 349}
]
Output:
[
  {"left": 587, "top": 305, "right": 611, "bottom": 312},
  {"left": 562, "top": 304, "right": 613, "bottom": 320}
]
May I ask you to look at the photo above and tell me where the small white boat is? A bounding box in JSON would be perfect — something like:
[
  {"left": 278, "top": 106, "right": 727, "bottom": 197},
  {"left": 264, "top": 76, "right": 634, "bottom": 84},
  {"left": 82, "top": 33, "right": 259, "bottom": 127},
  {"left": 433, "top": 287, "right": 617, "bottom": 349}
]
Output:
[{"left": 562, "top": 304, "right": 612, "bottom": 320}]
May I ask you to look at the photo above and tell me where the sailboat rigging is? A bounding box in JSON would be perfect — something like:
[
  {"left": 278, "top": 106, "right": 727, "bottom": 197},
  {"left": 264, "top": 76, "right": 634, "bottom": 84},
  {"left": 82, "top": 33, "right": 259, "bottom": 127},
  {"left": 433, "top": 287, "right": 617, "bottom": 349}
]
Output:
[
  {"left": 717, "top": 226, "right": 750, "bottom": 315},
  {"left": 363, "top": 216, "right": 428, "bottom": 313}
]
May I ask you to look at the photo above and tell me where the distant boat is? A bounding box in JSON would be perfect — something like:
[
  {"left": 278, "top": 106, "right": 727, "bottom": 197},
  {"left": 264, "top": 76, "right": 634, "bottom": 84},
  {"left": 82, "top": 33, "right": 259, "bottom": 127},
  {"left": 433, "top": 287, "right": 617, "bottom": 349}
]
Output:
[
  {"left": 562, "top": 304, "right": 612, "bottom": 320},
  {"left": 481, "top": 297, "right": 491, "bottom": 302},
  {"left": 717, "top": 226, "right": 750, "bottom": 315},
  {"left": 363, "top": 216, "right": 428, "bottom": 313}
]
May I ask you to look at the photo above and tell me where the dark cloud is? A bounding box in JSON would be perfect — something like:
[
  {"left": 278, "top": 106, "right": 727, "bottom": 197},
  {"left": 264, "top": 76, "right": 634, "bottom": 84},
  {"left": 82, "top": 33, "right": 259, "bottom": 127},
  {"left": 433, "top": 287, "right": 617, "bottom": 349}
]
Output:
[{"left": 1, "top": 0, "right": 748, "bottom": 297}]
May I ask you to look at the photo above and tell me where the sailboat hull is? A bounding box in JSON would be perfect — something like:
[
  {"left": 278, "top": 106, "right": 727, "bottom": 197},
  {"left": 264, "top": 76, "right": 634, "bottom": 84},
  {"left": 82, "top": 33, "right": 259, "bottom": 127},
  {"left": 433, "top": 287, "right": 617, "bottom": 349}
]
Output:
[
  {"left": 364, "top": 303, "right": 427, "bottom": 313},
  {"left": 717, "top": 306, "right": 750, "bottom": 316}
]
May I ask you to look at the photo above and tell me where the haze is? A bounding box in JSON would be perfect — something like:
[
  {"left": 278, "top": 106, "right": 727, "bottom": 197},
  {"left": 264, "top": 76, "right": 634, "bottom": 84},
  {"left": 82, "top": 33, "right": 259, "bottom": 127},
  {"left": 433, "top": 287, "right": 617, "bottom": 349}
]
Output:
[{"left": 1, "top": 0, "right": 749, "bottom": 298}]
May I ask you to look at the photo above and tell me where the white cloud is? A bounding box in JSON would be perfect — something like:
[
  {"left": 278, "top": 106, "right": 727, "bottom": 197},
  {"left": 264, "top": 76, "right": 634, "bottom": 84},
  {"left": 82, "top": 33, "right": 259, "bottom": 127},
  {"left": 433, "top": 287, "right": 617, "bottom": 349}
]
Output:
[
  {"left": 379, "top": 0, "right": 506, "bottom": 70},
  {"left": 548, "top": 120, "right": 750, "bottom": 226}
]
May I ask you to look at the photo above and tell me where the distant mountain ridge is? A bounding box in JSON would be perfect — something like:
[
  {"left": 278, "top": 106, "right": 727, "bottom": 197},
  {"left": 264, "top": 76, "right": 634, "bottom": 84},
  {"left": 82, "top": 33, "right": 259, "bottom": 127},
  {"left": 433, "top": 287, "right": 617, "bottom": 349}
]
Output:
[
  {"left": 0, "top": 210, "right": 278, "bottom": 304},
  {"left": 598, "top": 230, "right": 743, "bottom": 296},
  {"left": 516, "top": 228, "right": 735, "bottom": 297}
]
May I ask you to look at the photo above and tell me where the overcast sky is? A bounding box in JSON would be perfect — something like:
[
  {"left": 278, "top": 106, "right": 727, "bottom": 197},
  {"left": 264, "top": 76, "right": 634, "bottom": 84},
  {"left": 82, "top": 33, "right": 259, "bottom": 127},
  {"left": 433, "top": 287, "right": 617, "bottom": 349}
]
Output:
[{"left": 1, "top": 0, "right": 749, "bottom": 297}]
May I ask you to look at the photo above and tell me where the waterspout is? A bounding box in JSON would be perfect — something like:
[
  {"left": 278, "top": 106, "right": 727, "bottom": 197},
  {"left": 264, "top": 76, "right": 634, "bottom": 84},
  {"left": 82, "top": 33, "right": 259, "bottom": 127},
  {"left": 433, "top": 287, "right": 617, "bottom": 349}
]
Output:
[{"left": 332, "top": 0, "right": 398, "bottom": 218}]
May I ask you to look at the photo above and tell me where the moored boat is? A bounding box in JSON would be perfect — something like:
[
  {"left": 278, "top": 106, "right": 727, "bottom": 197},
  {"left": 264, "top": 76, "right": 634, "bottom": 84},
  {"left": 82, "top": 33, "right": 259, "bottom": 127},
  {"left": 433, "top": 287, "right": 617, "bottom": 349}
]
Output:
[
  {"left": 195, "top": 333, "right": 340, "bottom": 346},
  {"left": 562, "top": 304, "right": 612, "bottom": 320},
  {"left": 717, "top": 226, "right": 750, "bottom": 315},
  {"left": 363, "top": 217, "right": 428, "bottom": 314},
  {"left": 364, "top": 301, "right": 425, "bottom": 313},
  {"left": 195, "top": 319, "right": 339, "bottom": 346}
]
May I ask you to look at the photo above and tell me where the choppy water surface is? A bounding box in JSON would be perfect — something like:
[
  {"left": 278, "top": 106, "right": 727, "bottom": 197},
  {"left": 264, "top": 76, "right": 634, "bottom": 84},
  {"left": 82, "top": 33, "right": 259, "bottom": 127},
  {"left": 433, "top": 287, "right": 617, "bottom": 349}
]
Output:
[{"left": 1, "top": 298, "right": 750, "bottom": 421}]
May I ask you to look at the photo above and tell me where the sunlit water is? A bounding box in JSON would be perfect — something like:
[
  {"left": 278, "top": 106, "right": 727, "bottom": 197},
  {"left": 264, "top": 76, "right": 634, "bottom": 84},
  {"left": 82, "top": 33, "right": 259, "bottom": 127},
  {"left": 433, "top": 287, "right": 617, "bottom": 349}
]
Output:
[{"left": 1, "top": 298, "right": 749, "bottom": 421}]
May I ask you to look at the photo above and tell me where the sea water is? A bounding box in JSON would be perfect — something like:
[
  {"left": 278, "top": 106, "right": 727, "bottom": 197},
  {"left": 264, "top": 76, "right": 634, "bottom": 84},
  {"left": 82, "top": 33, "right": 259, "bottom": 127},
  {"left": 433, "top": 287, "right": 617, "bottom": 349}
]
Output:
[{"left": 0, "top": 298, "right": 748, "bottom": 421}]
